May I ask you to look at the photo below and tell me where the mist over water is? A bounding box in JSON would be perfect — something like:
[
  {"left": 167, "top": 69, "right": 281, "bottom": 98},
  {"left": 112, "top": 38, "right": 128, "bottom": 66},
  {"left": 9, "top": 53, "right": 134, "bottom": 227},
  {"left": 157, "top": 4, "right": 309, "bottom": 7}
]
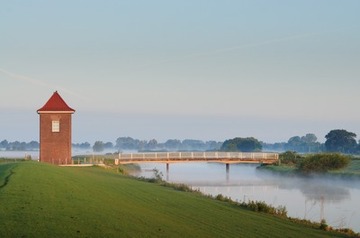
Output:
[
  {"left": 0, "top": 149, "right": 118, "bottom": 160},
  {"left": 0, "top": 150, "right": 39, "bottom": 159},
  {"left": 138, "top": 163, "right": 360, "bottom": 232}
]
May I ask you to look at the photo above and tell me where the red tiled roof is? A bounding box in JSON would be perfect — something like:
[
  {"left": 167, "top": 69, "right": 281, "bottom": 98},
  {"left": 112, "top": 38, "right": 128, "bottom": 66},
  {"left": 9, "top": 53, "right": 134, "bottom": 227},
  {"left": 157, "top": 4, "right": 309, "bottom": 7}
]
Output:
[{"left": 37, "top": 91, "right": 75, "bottom": 113}]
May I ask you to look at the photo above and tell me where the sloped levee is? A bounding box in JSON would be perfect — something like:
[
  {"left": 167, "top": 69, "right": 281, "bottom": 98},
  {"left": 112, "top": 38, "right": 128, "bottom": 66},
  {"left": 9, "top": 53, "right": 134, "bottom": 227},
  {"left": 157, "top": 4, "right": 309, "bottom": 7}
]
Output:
[{"left": 0, "top": 163, "right": 17, "bottom": 189}]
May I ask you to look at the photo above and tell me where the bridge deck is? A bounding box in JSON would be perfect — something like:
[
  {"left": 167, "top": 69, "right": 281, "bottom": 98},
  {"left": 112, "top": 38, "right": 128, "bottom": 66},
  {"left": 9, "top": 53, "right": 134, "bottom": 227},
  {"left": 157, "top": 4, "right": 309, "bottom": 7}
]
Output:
[{"left": 115, "top": 152, "right": 279, "bottom": 165}]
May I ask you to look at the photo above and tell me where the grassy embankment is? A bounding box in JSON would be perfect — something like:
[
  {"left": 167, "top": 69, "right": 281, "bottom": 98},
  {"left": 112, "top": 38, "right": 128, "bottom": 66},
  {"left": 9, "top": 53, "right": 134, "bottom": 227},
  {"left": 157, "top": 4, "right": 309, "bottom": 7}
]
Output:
[
  {"left": 262, "top": 157, "right": 360, "bottom": 178},
  {"left": 0, "top": 161, "right": 354, "bottom": 238},
  {"left": 333, "top": 159, "right": 360, "bottom": 175}
]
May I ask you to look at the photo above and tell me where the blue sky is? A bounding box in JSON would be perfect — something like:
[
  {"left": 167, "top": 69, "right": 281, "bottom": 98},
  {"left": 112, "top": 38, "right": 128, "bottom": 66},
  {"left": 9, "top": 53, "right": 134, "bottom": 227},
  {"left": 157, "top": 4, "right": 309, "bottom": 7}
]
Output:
[{"left": 1, "top": 0, "right": 360, "bottom": 143}]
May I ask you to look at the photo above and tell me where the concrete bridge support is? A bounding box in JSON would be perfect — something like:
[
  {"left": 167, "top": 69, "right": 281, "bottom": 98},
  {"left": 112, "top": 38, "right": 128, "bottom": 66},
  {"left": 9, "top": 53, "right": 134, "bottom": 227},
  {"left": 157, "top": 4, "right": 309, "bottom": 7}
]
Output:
[
  {"left": 226, "top": 163, "right": 230, "bottom": 182},
  {"left": 166, "top": 163, "right": 169, "bottom": 181}
]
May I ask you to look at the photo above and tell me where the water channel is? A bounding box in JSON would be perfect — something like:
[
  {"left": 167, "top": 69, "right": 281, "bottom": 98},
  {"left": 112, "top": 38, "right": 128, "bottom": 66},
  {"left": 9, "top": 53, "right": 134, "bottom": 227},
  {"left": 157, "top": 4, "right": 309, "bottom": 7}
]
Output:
[{"left": 137, "top": 162, "right": 360, "bottom": 232}]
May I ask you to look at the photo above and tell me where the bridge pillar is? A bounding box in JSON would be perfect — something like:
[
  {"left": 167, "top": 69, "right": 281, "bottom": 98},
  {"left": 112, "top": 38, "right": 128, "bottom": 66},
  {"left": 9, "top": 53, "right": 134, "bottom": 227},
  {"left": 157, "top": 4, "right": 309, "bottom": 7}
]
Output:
[
  {"left": 226, "top": 163, "right": 230, "bottom": 182},
  {"left": 166, "top": 163, "right": 169, "bottom": 181}
]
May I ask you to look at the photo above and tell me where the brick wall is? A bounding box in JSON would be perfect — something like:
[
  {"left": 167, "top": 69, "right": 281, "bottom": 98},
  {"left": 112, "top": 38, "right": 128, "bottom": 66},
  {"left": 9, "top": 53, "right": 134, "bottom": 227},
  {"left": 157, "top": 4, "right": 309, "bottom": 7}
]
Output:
[{"left": 39, "top": 113, "right": 72, "bottom": 165}]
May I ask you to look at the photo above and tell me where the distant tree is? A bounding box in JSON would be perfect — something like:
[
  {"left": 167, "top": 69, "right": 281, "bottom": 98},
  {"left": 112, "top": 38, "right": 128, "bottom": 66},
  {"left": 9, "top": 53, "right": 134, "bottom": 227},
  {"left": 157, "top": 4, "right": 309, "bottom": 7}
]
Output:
[
  {"left": 146, "top": 139, "right": 158, "bottom": 150},
  {"left": 286, "top": 136, "right": 304, "bottom": 151},
  {"left": 115, "top": 137, "right": 140, "bottom": 150},
  {"left": 9, "top": 141, "right": 26, "bottom": 151},
  {"left": 73, "top": 142, "right": 91, "bottom": 150},
  {"left": 301, "top": 133, "right": 322, "bottom": 153},
  {"left": 80, "top": 142, "right": 91, "bottom": 149},
  {"left": 164, "top": 139, "right": 182, "bottom": 150},
  {"left": 93, "top": 141, "right": 104, "bottom": 152},
  {"left": 0, "top": 140, "right": 40, "bottom": 151},
  {"left": 205, "top": 141, "right": 222, "bottom": 151},
  {"left": 276, "top": 142, "right": 287, "bottom": 151},
  {"left": 221, "top": 137, "right": 262, "bottom": 152},
  {"left": 28, "top": 141, "right": 39, "bottom": 150},
  {"left": 285, "top": 134, "right": 322, "bottom": 153},
  {"left": 325, "top": 129, "right": 357, "bottom": 154},
  {"left": 181, "top": 139, "right": 206, "bottom": 151},
  {"left": 20, "top": 142, "right": 27, "bottom": 150},
  {"left": 138, "top": 140, "right": 147, "bottom": 151},
  {"left": 262, "top": 142, "right": 286, "bottom": 152},
  {"left": 301, "top": 133, "right": 317, "bottom": 144},
  {"left": 103, "top": 142, "right": 114, "bottom": 149},
  {"left": 0, "top": 140, "right": 9, "bottom": 148}
]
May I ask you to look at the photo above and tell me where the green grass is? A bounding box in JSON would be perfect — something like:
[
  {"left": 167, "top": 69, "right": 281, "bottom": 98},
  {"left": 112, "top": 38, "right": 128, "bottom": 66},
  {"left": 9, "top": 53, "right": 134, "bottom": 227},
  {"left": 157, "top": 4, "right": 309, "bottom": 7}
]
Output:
[
  {"left": 262, "top": 158, "right": 360, "bottom": 177},
  {"left": 0, "top": 162, "right": 352, "bottom": 238},
  {"left": 260, "top": 164, "right": 297, "bottom": 173},
  {"left": 338, "top": 159, "right": 360, "bottom": 174}
]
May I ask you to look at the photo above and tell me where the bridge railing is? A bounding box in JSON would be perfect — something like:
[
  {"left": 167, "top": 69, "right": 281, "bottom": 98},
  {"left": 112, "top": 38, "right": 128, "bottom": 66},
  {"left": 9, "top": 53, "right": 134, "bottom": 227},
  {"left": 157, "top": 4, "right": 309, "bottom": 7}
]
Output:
[{"left": 117, "top": 152, "right": 278, "bottom": 161}]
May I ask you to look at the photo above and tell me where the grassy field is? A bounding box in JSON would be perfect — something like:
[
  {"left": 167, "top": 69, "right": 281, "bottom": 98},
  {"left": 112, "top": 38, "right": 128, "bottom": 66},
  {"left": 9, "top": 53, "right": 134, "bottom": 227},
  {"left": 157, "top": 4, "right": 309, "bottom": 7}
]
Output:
[{"left": 0, "top": 162, "right": 353, "bottom": 238}]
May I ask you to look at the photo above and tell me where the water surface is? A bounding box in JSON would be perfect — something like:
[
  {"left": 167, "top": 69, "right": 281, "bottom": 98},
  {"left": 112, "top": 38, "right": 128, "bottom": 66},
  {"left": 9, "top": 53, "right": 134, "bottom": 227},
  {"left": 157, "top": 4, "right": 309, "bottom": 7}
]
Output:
[{"left": 138, "top": 162, "right": 360, "bottom": 232}]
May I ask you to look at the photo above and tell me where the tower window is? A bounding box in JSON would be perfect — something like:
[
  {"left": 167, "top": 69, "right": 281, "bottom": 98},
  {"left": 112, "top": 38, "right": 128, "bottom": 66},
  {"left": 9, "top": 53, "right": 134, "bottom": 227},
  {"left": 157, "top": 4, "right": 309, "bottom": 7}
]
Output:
[{"left": 52, "top": 121, "right": 60, "bottom": 132}]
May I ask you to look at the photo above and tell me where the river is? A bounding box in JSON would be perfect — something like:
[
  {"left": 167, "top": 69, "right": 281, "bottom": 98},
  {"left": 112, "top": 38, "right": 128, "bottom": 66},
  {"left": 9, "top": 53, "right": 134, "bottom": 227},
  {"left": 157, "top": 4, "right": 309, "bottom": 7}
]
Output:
[{"left": 137, "top": 162, "right": 360, "bottom": 233}]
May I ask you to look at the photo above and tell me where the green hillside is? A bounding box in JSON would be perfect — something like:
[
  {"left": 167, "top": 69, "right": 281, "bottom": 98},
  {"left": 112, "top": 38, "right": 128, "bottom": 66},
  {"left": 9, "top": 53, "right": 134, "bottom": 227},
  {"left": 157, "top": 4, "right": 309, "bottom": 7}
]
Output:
[{"left": 0, "top": 162, "right": 351, "bottom": 238}]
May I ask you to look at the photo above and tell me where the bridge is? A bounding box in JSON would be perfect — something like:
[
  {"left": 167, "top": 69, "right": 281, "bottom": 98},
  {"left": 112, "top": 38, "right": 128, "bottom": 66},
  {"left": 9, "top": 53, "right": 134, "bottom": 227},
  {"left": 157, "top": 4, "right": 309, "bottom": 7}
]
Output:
[
  {"left": 115, "top": 152, "right": 279, "bottom": 165},
  {"left": 116, "top": 152, "right": 278, "bottom": 179}
]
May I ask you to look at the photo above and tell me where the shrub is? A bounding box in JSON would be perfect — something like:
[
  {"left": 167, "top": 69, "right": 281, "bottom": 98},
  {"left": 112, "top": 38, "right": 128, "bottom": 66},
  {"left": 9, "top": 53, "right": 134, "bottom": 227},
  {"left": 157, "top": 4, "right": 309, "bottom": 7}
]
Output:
[
  {"left": 215, "top": 194, "right": 233, "bottom": 203},
  {"left": 24, "top": 155, "right": 32, "bottom": 161},
  {"left": 279, "top": 151, "right": 303, "bottom": 166},
  {"left": 117, "top": 166, "right": 124, "bottom": 174},
  {"left": 240, "top": 200, "right": 287, "bottom": 217},
  {"left": 137, "top": 169, "right": 163, "bottom": 184},
  {"left": 297, "top": 153, "right": 350, "bottom": 173},
  {"left": 319, "top": 219, "right": 328, "bottom": 230},
  {"left": 163, "top": 183, "right": 196, "bottom": 193}
]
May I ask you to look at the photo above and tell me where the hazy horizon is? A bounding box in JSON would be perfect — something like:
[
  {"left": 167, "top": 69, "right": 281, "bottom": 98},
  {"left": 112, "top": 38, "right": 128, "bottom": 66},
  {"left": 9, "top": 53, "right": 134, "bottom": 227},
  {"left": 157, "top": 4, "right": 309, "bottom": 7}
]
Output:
[{"left": 1, "top": 1, "right": 359, "bottom": 144}]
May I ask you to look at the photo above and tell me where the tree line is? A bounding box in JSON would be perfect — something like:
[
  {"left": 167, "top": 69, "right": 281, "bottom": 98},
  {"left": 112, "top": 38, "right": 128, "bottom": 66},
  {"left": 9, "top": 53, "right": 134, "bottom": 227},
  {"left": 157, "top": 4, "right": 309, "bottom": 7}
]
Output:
[
  {"left": 262, "top": 133, "right": 322, "bottom": 153},
  {"left": 262, "top": 129, "right": 360, "bottom": 154},
  {"left": 89, "top": 137, "right": 223, "bottom": 152},
  {"left": 0, "top": 138, "right": 222, "bottom": 152},
  {"left": 2, "top": 129, "right": 360, "bottom": 154},
  {"left": 220, "top": 129, "right": 360, "bottom": 154},
  {"left": 0, "top": 140, "right": 39, "bottom": 151}
]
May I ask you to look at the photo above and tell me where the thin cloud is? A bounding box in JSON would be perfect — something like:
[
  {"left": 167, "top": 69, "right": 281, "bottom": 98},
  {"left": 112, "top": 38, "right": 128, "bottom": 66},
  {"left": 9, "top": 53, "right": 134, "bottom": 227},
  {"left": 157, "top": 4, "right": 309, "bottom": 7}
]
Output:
[
  {"left": 0, "top": 68, "right": 90, "bottom": 102},
  {"left": 138, "top": 30, "right": 340, "bottom": 68}
]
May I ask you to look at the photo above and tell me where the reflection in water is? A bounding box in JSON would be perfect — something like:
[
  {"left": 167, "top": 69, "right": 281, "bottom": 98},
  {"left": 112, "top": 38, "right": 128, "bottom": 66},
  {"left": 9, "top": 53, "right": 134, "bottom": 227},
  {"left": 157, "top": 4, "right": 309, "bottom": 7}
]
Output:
[
  {"left": 300, "top": 183, "right": 350, "bottom": 202},
  {"left": 137, "top": 163, "right": 360, "bottom": 232},
  {"left": 256, "top": 171, "right": 351, "bottom": 202}
]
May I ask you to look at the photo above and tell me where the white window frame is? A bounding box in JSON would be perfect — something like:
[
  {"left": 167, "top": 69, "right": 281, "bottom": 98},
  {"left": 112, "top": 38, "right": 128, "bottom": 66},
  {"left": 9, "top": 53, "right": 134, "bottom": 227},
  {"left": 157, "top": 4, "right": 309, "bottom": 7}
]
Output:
[{"left": 52, "top": 120, "right": 60, "bottom": 132}]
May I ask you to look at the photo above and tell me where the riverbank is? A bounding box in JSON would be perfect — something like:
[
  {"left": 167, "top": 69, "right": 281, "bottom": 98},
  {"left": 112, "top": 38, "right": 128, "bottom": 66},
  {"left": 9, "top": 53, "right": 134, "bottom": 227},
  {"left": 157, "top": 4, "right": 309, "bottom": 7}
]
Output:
[
  {"left": 258, "top": 159, "right": 360, "bottom": 179},
  {"left": 0, "top": 161, "right": 356, "bottom": 237}
]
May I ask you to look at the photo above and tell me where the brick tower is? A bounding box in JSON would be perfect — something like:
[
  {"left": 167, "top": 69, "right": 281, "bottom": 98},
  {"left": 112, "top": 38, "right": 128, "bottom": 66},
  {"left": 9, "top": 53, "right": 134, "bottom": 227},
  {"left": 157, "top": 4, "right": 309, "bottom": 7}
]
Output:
[{"left": 37, "top": 91, "right": 75, "bottom": 165}]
